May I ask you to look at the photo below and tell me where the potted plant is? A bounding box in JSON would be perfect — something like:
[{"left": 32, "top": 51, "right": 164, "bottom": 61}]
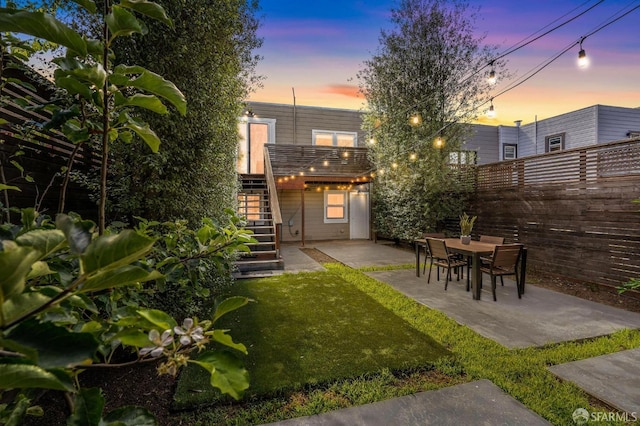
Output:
[{"left": 459, "top": 212, "right": 477, "bottom": 245}]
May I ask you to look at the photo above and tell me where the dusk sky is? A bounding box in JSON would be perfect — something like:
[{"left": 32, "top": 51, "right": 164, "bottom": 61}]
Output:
[{"left": 247, "top": 0, "right": 640, "bottom": 126}]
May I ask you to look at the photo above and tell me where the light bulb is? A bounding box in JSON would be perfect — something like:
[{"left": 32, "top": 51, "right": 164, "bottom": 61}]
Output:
[
  {"left": 578, "top": 49, "right": 589, "bottom": 68},
  {"left": 488, "top": 69, "right": 497, "bottom": 85},
  {"left": 487, "top": 104, "right": 496, "bottom": 118}
]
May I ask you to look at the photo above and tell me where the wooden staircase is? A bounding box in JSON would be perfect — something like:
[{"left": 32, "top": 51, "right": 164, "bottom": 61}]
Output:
[{"left": 235, "top": 174, "right": 284, "bottom": 277}]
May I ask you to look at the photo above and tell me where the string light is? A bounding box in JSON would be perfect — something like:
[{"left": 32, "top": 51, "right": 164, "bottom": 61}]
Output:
[
  {"left": 434, "top": 136, "right": 444, "bottom": 149},
  {"left": 487, "top": 61, "right": 497, "bottom": 85},
  {"left": 487, "top": 99, "right": 496, "bottom": 118},
  {"left": 577, "top": 37, "right": 589, "bottom": 68}
]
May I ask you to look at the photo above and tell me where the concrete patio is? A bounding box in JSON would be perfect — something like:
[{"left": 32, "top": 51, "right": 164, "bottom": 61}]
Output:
[{"left": 265, "top": 240, "right": 640, "bottom": 425}]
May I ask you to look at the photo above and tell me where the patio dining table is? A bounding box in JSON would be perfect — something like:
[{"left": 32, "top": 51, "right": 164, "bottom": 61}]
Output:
[{"left": 414, "top": 237, "right": 528, "bottom": 300}]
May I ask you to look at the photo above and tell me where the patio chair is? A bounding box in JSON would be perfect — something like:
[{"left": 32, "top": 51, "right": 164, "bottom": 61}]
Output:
[
  {"left": 426, "top": 238, "right": 469, "bottom": 291},
  {"left": 421, "top": 232, "right": 446, "bottom": 274},
  {"left": 479, "top": 235, "right": 505, "bottom": 244},
  {"left": 479, "top": 243, "right": 523, "bottom": 301}
]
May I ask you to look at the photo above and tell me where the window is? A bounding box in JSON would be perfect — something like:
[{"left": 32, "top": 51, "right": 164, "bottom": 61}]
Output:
[
  {"left": 324, "top": 190, "right": 348, "bottom": 223},
  {"left": 503, "top": 144, "right": 517, "bottom": 160},
  {"left": 545, "top": 133, "right": 565, "bottom": 153},
  {"left": 313, "top": 130, "right": 357, "bottom": 147},
  {"left": 449, "top": 150, "right": 477, "bottom": 165}
]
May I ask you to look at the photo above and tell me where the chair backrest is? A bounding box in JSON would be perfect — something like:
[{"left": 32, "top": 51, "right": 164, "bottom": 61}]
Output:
[
  {"left": 491, "top": 244, "right": 522, "bottom": 270},
  {"left": 426, "top": 238, "right": 449, "bottom": 261},
  {"left": 423, "top": 232, "right": 446, "bottom": 239},
  {"left": 480, "top": 235, "right": 505, "bottom": 244}
]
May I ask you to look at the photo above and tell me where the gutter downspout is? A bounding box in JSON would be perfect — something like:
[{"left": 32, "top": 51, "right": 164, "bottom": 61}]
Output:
[{"left": 292, "top": 87, "right": 296, "bottom": 145}]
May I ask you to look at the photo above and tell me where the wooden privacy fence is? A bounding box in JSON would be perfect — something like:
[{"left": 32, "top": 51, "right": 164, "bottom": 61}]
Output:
[
  {"left": 1, "top": 62, "right": 98, "bottom": 220},
  {"left": 471, "top": 138, "right": 640, "bottom": 289}
]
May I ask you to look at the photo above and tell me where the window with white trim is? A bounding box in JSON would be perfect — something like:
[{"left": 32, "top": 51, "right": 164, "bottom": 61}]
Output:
[
  {"left": 503, "top": 144, "right": 517, "bottom": 160},
  {"left": 545, "top": 133, "right": 565, "bottom": 152},
  {"left": 324, "top": 190, "right": 348, "bottom": 223},
  {"left": 313, "top": 130, "right": 357, "bottom": 147}
]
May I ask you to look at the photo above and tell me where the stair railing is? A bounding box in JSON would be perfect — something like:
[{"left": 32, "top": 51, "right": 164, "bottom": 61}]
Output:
[{"left": 263, "top": 148, "right": 282, "bottom": 256}]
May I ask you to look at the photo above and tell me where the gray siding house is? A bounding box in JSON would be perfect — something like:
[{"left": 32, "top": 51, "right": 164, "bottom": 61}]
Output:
[
  {"left": 239, "top": 102, "right": 640, "bottom": 243},
  {"left": 239, "top": 102, "right": 372, "bottom": 243}
]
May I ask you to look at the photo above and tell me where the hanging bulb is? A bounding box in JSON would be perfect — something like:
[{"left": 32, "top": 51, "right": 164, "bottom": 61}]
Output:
[
  {"left": 409, "top": 113, "right": 422, "bottom": 126},
  {"left": 434, "top": 136, "right": 444, "bottom": 149},
  {"left": 487, "top": 99, "right": 496, "bottom": 118},
  {"left": 488, "top": 69, "right": 497, "bottom": 85},
  {"left": 578, "top": 48, "right": 589, "bottom": 68},
  {"left": 578, "top": 37, "right": 589, "bottom": 69}
]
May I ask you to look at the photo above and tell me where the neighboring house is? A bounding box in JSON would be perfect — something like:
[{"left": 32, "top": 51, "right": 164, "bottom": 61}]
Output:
[
  {"left": 465, "top": 104, "right": 640, "bottom": 164},
  {"left": 237, "top": 102, "right": 640, "bottom": 245}
]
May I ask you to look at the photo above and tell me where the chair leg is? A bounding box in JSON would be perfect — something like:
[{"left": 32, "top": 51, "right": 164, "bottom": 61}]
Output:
[
  {"left": 491, "top": 276, "right": 497, "bottom": 301},
  {"left": 500, "top": 276, "right": 504, "bottom": 286},
  {"left": 427, "top": 259, "right": 433, "bottom": 284},
  {"left": 444, "top": 267, "right": 451, "bottom": 290},
  {"left": 515, "top": 274, "right": 521, "bottom": 298}
]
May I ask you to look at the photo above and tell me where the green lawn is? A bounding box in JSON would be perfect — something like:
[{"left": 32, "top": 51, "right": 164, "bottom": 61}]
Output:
[
  {"left": 176, "top": 263, "right": 640, "bottom": 425},
  {"left": 174, "top": 270, "right": 450, "bottom": 410}
]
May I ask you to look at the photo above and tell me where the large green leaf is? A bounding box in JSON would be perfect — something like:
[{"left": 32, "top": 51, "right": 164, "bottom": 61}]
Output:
[
  {"left": 6, "top": 319, "right": 98, "bottom": 369},
  {"left": 115, "top": 92, "right": 168, "bottom": 114},
  {"left": 1, "top": 292, "right": 51, "bottom": 327},
  {"left": 0, "top": 245, "right": 41, "bottom": 302},
  {"left": 16, "top": 229, "right": 67, "bottom": 259},
  {"left": 69, "top": 0, "right": 97, "bottom": 13},
  {"left": 56, "top": 214, "right": 94, "bottom": 255},
  {"left": 190, "top": 351, "right": 249, "bottom": 400},
  {"left": 54, "top": 60, "right": 107, "bottom": 93},
  {"left": 111, "top": 65, "right": 186, "bottom": 115},
  {"left": 114, "top": 329, "right": 153, "bottom": 347},
  {"left": 106, "top": 5, "right": 145, "bottom": 41},
  {"left": 120, "top": 0, "right": 173, "bottom": 27},
  {"left": 56, "top": 75, "right": 93, "bottom": 101},
  {"left": 80, "top": 230, "right": 155, "bottom": 275},
  {"left": 80, "top": 266, "right": 162, "bottom": 293},
  {"left": 212, "top": 296, "right": 250, "bottom": 324},
  {"left": 136, "top": 309, "right": 177, "bottom": 331},
  {"left": 67, "top": 387, "right": 103, "bottom": 426},
  {"left": 0, "top": 362, "right": 74, "bottom": 391},
  {"left": 103, "top": 406, "right": 157, "bottom": 425},
  {"left": 210, "top": 329, "right": 247, "bottom": 355},
  {"left": 123, "top": 120, "right": 161, "bottom": 153},
  {"left": 0, "top": 9, "right": 87, "bottom": 56}
]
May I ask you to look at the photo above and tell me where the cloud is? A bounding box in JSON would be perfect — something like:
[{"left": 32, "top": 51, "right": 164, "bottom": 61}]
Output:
[{"left": 323, "top": 84, "right": 364, "bottom": 99}]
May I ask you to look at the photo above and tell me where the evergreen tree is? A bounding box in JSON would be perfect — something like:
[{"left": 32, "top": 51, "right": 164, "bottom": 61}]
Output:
[
  {"left": 358, "top": 0, "right": 504, "bottom": 239},
  {"left": 112, "top": 0, "right": 263, "bottom": 225}
]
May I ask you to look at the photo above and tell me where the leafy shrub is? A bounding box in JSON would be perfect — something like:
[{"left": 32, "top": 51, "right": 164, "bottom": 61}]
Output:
[{"left": 0, "top": 209, "right": 251, "bottom": 423}]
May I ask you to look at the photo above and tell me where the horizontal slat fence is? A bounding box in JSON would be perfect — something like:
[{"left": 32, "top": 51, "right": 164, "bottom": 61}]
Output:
[
  {"left": 1, "top": 63, "right": 98, "bottom": 220},
  {"left": 471, "top": 138, "right": 640, "bottom": 290}
]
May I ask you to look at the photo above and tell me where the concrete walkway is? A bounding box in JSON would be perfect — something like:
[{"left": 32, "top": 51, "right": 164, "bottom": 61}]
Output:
[{"left": 264, "top": 240, "right": 640, "bottom": 425}]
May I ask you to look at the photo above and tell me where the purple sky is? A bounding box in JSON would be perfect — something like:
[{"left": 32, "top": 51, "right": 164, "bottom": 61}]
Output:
[{"left": 247, "top": 0, "right": 640, "bottom": 125}]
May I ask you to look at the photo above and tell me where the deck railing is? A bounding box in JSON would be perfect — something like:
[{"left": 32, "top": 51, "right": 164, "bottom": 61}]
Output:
[
  {"left": 263, "top": 148, "right": 282, "bottom": 254},
  {"left": 265, "top": 144, "right": 372, "bottom": 177}
]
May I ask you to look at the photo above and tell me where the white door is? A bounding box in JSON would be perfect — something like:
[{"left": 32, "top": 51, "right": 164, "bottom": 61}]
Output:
[{"left": 349, "top": 192, "right": 369, "bottom": 239}]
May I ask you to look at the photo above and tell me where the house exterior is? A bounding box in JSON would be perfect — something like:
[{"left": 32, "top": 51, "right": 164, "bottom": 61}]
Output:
[
  {"left": 239, "top": 102, "right": 640, "bottom": 244},
  {"left": 238, "top": 102, "right": 373, "bottom": 243},
  {"left": 465, "top": 104, "right": 640, "bottom": 164}
]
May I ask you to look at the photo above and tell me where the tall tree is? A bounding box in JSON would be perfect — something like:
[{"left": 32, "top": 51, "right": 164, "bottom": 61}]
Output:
[
  {"left": 112, "top": 0, "right": 263, "bottom": 225},
  {"left": 358, "top": 0, "right": 504, "bottom": 239}
]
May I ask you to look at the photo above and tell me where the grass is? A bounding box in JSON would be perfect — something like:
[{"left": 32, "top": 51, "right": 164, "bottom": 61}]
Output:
[
  {"left": 176, "top": 263, "right": 640, "bottom": 425},
  {"left": 173, "top": 270, "right": 451, "bottom": 410}
]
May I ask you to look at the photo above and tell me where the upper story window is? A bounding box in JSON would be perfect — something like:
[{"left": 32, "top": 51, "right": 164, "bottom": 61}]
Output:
[
  {"left": 449, "top": 150, "right": 477, "bottom": 165},
  {"left": 545, "top": 133, "right": 565, "bottom": 153},
  {"left": 313, "top": 130, "right": 357, "bottom": 147},
  {"left": 503, "top": 144, "right": 517, "bottom": 160}
]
